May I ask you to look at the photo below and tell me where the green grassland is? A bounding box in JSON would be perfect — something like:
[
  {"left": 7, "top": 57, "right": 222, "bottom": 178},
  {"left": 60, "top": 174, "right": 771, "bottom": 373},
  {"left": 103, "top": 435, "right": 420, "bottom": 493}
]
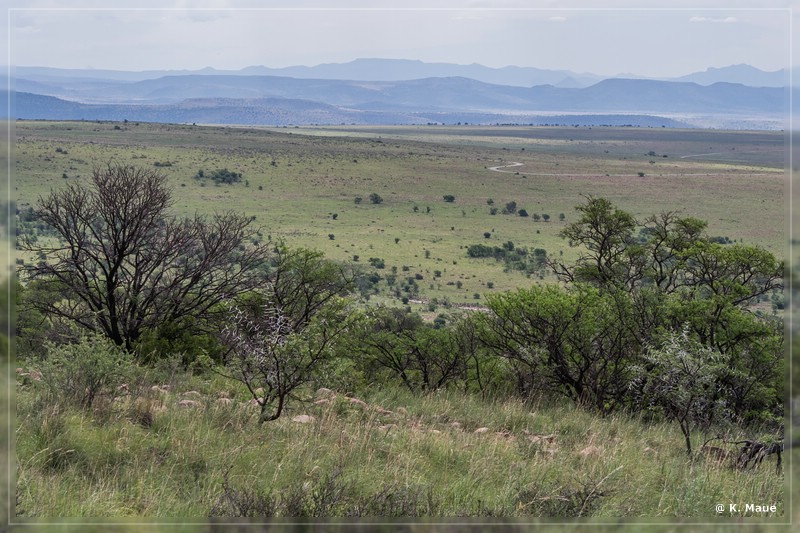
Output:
[
  {"left": 13, "top": 372, "right": 788, "bottom": 520},
  {"left": 10, "top": 121, "right": 791, "bottom": 523},
  {"left": 13, "top": 120, "right": 785, "bottom": 308}
]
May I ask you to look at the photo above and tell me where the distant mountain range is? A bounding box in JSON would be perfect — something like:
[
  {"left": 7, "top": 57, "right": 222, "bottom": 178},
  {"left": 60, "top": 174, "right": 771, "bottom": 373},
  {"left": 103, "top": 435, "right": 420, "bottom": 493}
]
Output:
[
  {"left": 6, "top": 59, "right": 791, "bottom": 129},
  {"left": 9, "top": 91, "right": 699, "bottom": 128},
  {"left": 672, "top": 63, "right": 787, "bottom": 87},
  {"left": 13, "top": 59, "right": 788, "bottom": 88}
]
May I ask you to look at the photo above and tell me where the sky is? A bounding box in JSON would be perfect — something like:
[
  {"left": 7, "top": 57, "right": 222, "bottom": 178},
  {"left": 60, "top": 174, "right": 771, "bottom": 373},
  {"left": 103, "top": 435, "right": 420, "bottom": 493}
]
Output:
[{"left": 1, "top": 1, "right": 798, "bottom": 78}]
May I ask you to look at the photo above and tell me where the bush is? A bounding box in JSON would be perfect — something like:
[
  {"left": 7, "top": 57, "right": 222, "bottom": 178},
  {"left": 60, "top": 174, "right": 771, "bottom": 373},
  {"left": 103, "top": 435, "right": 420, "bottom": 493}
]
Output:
[
  {"left": 35, "top": 334, "right": 135, "bottom": 410},
  {"left": 467, "top": 244, "right": 504, "bottom": 259},
  {"left": 369, "top": 193, "right": 383, "bottom": 204},
  {"left": 134, "top": 316, "right": 223, "bottom": 368},
  {"left": 630, "top": 328, "right": 728, "bottom": 455},
  {"left": 194, "top": 168, "right": 243, "bottom": 184},
  {"left": 443, "top": 195, "right": 456, "bottom": 203}
]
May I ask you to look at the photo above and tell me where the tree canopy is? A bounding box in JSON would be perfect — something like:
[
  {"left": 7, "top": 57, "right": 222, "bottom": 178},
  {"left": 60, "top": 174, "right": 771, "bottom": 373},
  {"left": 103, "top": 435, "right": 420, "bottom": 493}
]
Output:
[{"left": 19, "top": 163, "right": 271, "bottom": 351}]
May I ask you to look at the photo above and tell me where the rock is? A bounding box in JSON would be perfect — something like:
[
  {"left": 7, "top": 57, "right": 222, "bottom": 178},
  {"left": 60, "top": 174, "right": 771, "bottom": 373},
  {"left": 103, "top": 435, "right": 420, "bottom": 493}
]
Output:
[
  {"left": 314, "top": 398, "right": 330, "bottom": 406},
  {"left": 474, "top": 427, "right": 490, "bottom": 434},
  {"left": 28, "top": 370, "right": 42, "bottom": 381},
  {"left": 349, "top": 397, "right": 368, "bottom": 408},
  {"left": 254, "top": 387, "right": 265, "bottom": 396},
  {"left": 450, "top": 421, "right": 462, "bottom": 429},
  {"left": 181, "top": 390, "right": 202, "bottom": 399},
  {"left": 116, "top": 384, "right": 129, "bottom": 394},
  {"left": 527, "top": 434, "right": 556, "bottom": 445},
  {"left": 374, "top": 406, "right": 393, "bottom": 415},
  {"left": 316, "top": 387, "right": 334, "bottom": 398},
  {"left": 215, "top": 398, "right": 233, "bottom": 407},
  {"left": 396, "top": 407, "right": 408, "bottom": 415},
  {"left": 292, "top": 414, "right": 315, "bottom": 424},
  {"left": 579, "top": 445, "right": 602, "bottom": 458},
  {"left": 178, "top": 399, "right": 202, "bottom": 408},
  {"left": 429, "top": 429, "right": 441, "bottom": 434}
]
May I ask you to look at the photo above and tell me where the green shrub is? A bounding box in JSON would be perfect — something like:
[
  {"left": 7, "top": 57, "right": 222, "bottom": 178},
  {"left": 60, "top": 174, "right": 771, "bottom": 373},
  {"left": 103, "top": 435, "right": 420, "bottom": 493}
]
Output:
[
  {"left": 134, "top": 317, "right": 223, "bottom": 369},
  {"left": 194, "top": 168, "right": 243, "bottom": 184},
  {"left": 36, "top": 334, "right": 135, "bottom": 410}
]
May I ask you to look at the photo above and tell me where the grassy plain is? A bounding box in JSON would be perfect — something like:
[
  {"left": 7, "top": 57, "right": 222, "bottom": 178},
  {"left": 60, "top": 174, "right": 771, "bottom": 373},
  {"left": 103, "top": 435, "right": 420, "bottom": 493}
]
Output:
[
  {"left": 10, "top": 121, "right": 790, "bottom": 523},
  {"left": 13, "top": 120, "right": 785, "bottom": 308}
]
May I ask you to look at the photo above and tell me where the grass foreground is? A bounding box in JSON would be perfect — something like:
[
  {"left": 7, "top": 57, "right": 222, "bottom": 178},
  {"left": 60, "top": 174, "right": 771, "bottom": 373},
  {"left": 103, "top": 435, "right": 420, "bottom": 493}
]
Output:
[{"left": 14, "top": 368, "right": 786, "bottom": 523}]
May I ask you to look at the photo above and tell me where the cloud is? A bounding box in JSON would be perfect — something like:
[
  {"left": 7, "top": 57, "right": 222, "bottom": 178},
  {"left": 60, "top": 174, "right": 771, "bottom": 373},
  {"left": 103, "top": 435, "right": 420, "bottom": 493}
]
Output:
[
  {"left": 689, "top": 16, "right": 738, "bottom": 23},
  {"left": 549, "top": 16, "right": 567, "bottom": 22}
]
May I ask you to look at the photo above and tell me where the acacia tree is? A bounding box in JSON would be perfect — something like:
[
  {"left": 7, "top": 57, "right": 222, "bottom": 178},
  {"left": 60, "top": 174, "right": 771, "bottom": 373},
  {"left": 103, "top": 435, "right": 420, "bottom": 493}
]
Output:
[
  {"left": 630, "top": 328, "right": 728, "bottom": 455},
  {"left": 548, "top": 196, "right": 640, "bottom": 290},
  {"left": 353, "top": 307, "right": 467, "bottom": 393},
  {"left": 479, "top": 283, "right": 640, "bottom": 412},
  {"left": 219, "top": 295, "right": 355, "bottom": 423},
  {"left": 19, "top": 163, "right": 271, "bottom": 351},
  {"left": 217, "top": 247, "right": 356, "bottom": 423},
  {"left": 546, "top": 196, "right": 783, "bottom": 422}
]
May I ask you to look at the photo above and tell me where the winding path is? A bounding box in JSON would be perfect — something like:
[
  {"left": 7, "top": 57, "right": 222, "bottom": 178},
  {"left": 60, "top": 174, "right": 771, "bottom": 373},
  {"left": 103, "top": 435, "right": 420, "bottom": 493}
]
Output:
[{"left": 487, "top": 162, "right": 525, "bottom": 173}]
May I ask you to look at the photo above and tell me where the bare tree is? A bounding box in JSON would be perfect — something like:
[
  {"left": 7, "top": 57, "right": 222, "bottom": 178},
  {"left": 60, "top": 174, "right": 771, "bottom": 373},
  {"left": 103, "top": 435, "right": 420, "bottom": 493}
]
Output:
[{"left": 18, "top": 163, "right": 270, "bottom": 351}]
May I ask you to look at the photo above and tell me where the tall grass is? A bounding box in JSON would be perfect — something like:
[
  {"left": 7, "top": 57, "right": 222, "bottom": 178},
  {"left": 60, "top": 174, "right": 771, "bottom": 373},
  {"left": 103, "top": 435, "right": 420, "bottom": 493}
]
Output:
[{"left": 14, "top": 370, "right": 785, "bottom": 520}]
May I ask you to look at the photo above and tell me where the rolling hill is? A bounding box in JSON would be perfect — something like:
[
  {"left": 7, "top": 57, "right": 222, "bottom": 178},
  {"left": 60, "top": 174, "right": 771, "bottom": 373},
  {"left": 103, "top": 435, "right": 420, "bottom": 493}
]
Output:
[{"left": 8, "top": 73, "right": 786, "bottom": 129}]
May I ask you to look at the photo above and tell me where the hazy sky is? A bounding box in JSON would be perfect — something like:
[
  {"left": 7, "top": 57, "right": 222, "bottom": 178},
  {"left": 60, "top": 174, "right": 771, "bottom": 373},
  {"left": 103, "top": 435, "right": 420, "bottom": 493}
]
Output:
[{"left": 2, "top": 1, "right": 797, "bottom": 78}]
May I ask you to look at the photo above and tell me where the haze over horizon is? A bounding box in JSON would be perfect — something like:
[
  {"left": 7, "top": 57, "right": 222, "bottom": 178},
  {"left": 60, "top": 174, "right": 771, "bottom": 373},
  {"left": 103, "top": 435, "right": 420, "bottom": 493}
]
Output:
[
  {"left": 11, "top": 58, "right": 788, "bottom": 82},
  {"left": 2, "top": 1, "right": 794, "bottom": 81}
]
